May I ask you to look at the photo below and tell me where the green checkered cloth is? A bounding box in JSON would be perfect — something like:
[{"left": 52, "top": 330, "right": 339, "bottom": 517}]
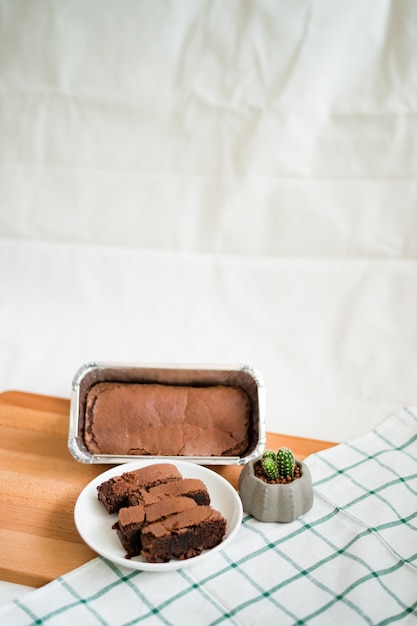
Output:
[{"left": 2, "top": 407, "right": 417, "bottom": 625}]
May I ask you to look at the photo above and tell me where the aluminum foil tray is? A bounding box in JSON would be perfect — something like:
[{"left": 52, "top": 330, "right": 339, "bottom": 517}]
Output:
[{"left": 68, "top": 362, "right": 266, "bottom": 465}]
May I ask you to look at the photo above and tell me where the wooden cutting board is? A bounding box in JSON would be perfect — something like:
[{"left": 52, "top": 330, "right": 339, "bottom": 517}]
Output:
[{"left": 0, "top": 390, "right": 336, "bottom": 588}]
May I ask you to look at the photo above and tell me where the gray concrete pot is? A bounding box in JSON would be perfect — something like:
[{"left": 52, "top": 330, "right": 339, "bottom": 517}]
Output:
[{"left": 238, "top": 459, "right": 314, "bottom": 522}]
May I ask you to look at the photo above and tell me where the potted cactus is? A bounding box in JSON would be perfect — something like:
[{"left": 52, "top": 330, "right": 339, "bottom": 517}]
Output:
[{"left": 238, "top": 447, "right": 313, "bottom": 522}]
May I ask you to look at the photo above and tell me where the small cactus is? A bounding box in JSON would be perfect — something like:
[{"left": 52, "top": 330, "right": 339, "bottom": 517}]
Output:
[
  {"left": 262, "top": 449, "right": 276, "bottom": 462},
  {"left": 261, "top": 453, "right": 279, "bottom": 480},
  {"left": 277, "top": 447, "right": 295, "bottom": 479},
  {"left": 258, "top": 447, "right": 298, "bottom": 482}
]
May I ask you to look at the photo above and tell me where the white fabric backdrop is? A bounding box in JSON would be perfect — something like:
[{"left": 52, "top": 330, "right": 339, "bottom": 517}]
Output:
[{"left": 1, "top": 0, "right": 417, "bottom": 446}]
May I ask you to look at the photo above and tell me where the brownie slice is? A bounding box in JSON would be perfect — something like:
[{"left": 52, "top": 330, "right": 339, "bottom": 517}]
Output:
[
  {"left": 130, "top": 478, "right": 210, "bottom": 507},
  {"left": 141, "top": 506, "right": 227, "bottom": 563},
  {"left": 113, "top": 504, "right": 145, "bottom": 557},
  {"left": 97, "top": 463, "right": 182, "bottom": 514},
  {"left": 113, "top": 496, "right": 199, "bottom": 558}
]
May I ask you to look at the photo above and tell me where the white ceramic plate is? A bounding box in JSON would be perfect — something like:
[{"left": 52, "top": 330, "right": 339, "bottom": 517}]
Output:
[{"left": 74, "top": 459, "right": 243, "bottom": 571}]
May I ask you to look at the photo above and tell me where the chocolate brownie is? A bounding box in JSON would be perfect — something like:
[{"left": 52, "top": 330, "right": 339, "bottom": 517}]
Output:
[
  {"left": 98, "top": 463, "right": 227, "bottom": 563},
  {"left": 131, "top": 478, "right": 210, "bottom": 507},
  {"left": 97, "top": 463, "right": 182, "bottom": 514},
  {"left": 141, "top": 506, "right": 227, "bottom": 563},
  {"left": 84, "top": 382, "right": 250, "bottom": 456},
  {"left": 113, "top": 496, "right": 199, "bottom": 558}
]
